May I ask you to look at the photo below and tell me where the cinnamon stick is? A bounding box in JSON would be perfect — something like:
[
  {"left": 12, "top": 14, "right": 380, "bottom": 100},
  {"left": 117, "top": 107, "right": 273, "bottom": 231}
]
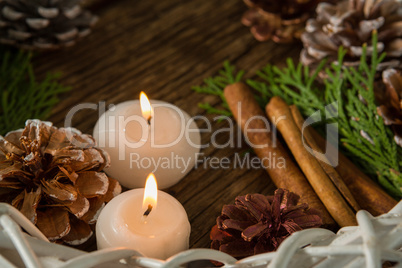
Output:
[
  {"left": 310, "top": 128, "right": 397, "bottom": 216},
  {"left": 289, "top": 105, "right": 361, "bottom": 213},
  {"left": 223, "top": 82, "right": 335, "bottom": 227},
  {"left": 266, "top": 96, "right": 357, "bottom": 227}
]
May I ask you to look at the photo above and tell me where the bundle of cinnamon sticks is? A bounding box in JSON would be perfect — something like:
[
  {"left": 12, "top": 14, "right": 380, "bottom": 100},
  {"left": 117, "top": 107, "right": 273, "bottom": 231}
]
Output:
[{"left": 224, "top": 82, "right": 397, "bottom": 228}]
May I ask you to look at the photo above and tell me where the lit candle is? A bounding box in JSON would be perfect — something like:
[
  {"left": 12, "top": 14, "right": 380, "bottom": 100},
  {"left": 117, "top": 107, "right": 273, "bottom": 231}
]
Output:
[
  {"left": 93, "top": 92, "right": 201, "bottom": 189},
  {"left": 96, "top": 173, "right": 191, "bottom": 259}
]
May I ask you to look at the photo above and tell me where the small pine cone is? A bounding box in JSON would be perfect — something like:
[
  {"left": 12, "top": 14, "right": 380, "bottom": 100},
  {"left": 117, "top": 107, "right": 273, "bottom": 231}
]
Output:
[
  {"left": 0, "top": 0, "right": 98, "bottom": 50},
  {"left": 376, "top": 69, "right": 402, "bottom": 147},
  {"left": 241, "top": 0, "right": 330, "bottom": 43},
  {"left": 300, "top": 0, "right": 402, "bottom": 72},
  {"left": 0, "top": 120, "right": 122, "bottom": 245},
  {"left": 210, "top": 189, "right": 322, "bottom": 259}
]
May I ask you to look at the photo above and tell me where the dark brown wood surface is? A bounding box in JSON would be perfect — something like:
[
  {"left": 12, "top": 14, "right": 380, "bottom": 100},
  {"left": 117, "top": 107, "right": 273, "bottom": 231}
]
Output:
[{"left": 34, "top": 0, "right": 302, "bottom": 251}]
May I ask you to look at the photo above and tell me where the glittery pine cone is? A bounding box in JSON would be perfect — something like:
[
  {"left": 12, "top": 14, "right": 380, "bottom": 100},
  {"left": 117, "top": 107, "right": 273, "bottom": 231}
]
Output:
[
  {"left": 0, "top": 120, "right": 121, "bottom": 245},
  {"left": 0, "top": 0, "right": 98, "bottom": 50},
  {"left": 241, "top": 0, "right": 330, "bottom": 43},
  {"left": 300, "top": 0, "right": 402, "bottom": 72},
  {"left": 210, "top": 189, "right": 322, "bottom": 259}
]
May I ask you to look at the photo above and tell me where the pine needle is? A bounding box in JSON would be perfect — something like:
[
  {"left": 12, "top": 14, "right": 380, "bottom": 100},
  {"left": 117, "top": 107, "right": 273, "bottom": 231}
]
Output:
[{"left": 0, "top": 46, "right": 70, "bottom": 136}]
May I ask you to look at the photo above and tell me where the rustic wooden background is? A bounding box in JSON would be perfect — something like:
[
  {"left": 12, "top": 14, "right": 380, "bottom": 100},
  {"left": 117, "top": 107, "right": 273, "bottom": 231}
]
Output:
[{"left": 34, "top": 0, "right": 302, "bottom": 251}]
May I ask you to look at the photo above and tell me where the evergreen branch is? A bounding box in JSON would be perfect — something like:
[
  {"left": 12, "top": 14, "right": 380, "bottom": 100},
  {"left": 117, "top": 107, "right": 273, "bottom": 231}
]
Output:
[
  {"left": 193, "top": 32, "right": 402, "bottom": 198},
  {"left": 198, "top": 103, "right": 232, "bottom": 117},
  {"left": 192, "top": 61, "right": 243, "bottom": 115},
  {"left": 251, "top": 59, "right": 327, "bottom": 117},
  {"left": 0, "top": 47, "right": 71, "bottom": 136}
]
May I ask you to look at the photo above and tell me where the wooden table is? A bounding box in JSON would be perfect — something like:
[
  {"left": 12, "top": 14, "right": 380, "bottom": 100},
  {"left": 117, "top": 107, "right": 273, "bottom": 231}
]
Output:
[{"left": 34, "top": 0, "right": 302, "bottom": 251}]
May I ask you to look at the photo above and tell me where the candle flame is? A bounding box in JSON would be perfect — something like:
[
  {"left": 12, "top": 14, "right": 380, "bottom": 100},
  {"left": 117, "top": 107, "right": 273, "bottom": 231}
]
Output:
[
  {"left": 143, "top": 173, "right": 158, "bottom": 211},
  {"left": 140, "top": 91, "right": 153, "bottom": 123}
]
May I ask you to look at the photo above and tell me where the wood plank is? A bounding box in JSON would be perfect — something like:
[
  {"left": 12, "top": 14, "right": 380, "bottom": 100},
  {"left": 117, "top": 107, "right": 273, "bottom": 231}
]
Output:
[{"left": 33, "top": 0, "right": 301, "bottom": 251}]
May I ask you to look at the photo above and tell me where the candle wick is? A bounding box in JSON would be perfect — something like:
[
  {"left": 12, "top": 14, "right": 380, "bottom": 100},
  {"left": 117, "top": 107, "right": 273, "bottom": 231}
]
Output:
[
  {"left": 143, "top": 204, "right": 153, "bottom": 216},
  {"left": 147, "top": 116, "right": 152, "bottom": 125}
]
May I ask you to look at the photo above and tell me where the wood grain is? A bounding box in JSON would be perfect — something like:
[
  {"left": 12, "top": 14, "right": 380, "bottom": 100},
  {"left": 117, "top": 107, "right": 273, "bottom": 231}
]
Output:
[{"left": 33, "top": 0, "right": 299, "bottom": 251}]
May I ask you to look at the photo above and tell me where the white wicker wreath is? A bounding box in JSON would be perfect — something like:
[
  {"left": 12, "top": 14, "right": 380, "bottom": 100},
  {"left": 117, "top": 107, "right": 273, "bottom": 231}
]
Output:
[{"left": 0, "top": 201, "right": 401, "bottom": 268}]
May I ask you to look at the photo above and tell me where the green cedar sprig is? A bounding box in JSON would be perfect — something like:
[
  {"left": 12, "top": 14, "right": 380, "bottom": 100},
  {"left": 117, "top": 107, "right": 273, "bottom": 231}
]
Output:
[
  {"left": 192, "top": 61, "right": 244, "bottom": 117},
  {"left": 0, "top": 47, "right": 71, "bottom": 135},
  {"left": 192, "top": 32, "right": 402, "bottom": 198}
]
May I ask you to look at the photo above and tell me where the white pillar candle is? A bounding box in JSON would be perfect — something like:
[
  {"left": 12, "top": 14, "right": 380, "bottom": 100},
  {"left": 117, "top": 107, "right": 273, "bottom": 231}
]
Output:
[
  {"left": 93, "top": 92, "right": 201, "bottom": 189},
  {"left": 96, "top": 174, "right": 191, "bottom": 260}
]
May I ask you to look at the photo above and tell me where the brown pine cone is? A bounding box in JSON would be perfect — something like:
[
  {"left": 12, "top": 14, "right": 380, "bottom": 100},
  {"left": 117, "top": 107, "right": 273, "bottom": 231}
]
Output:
[
  {"left": 376, "top": 69, "right": 402, "bottom": 147},
  {"left": 0, "top": 0, "right": 98, "bottom": 50},
  {"left": 301, "top": 0, "right": 402, "bottom": 72},
  {"left": 242, "top": 0, "right": 331, "bottom": 43},
  {"left": 210, "top": 189, "right": 322, "bottom": 259},
  {"left": 0, "top": 120, "right": 121, "bottom": 245}
]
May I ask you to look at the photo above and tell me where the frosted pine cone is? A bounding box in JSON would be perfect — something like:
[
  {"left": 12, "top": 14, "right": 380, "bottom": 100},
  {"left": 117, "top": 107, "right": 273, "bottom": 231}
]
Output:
[
  {"left": 0, "top": 0, "right": 98, "bottom": 50},
  {"left": 0, "top": 120, "right": 121, "bottom": 245},
  {"left": 301, "top": 0, "right": 402, "bottom": 72},
  {"left": 376, "top": 69, "right": 402, "bottom": 147}
]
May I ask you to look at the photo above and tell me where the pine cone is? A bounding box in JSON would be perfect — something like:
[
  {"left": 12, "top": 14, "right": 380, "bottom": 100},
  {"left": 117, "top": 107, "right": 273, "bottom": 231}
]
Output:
[
  {"left": 241, "top": 0, "right": 329, "bottom": 43},
  {"left": 210, "top": 189, "right": 322, "bottom": 259},
  {"left": 0, "top": 120, "right": 121, "bottom": 245},
  {"left": 301, "top": 0, "right": 402, "bottom": 72},
  {"left": 376, "top": 69, "right": 402, "bottom": 147},
  {"left": 0, "top": 0, "right": 98, "bottom": 50}
]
